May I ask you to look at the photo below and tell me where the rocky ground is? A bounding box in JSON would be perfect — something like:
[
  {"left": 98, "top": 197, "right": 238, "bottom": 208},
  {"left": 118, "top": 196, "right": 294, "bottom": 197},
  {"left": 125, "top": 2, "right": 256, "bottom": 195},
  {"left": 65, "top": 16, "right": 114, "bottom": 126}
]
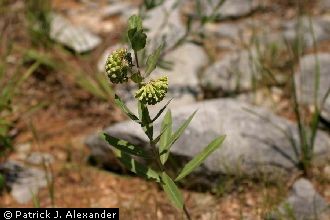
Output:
[{"left": 1, "top": 0, "right": 330, "bottom": 219}]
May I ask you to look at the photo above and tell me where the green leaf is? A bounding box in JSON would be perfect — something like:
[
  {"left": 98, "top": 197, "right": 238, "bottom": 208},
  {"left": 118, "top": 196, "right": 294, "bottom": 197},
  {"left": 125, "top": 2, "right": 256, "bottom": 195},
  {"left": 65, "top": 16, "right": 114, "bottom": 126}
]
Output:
[
  {"left": 152, "top": 123, "right": 169, "bottom": 145},
  {"left": 128, "top": 28, "right": 147, "bottom": 52},
  {"left": 175, "top": 135, "right": 226, "bottom": 181},
  {"left": 115, "top": 94, "right": 140, "bottom": 123},
  {"left": 161, "top": 172, "right": 183, "bottom": 210},
  {"left": 160, "top": 110, "right": 197, "bottom": 164},
  {"left": 145, "top": 44, "right": 163, "bottom": 77},
  {"left": 131, "top": 72, "right": 143, "bottom": 84},
  {"left": 138, "top": 101, "right": 153, "bottom": 139},
  {"left": 152, "top": 99, "right": 172, "bottom": 123},
  {"left": 159, "top": 110, "right": 172, "bottom": 164},
  {"left": 128, "top": 15, "right": 143, "bottom": 31},
  {"left": 102, "top": 133, "right": 151, "bottom": 158},
  {"left": 170, "top": 110, "right": 197, "bottom": 145},
  {"left": 113, "top": 148, "right": 160, "bottom": 182}
]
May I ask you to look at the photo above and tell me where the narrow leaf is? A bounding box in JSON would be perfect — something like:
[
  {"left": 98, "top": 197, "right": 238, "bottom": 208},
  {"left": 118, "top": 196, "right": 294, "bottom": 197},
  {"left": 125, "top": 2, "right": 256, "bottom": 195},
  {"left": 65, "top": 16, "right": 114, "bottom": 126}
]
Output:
[
  {"left": 160, "top": 110, "right": 197, "bottom": 164},
  {"left": 159, "top": 110, "right": 172, "bottom": 164},
  {"left": 103, "top": 133, "right": 150, "bottom": 158},
  {"left": 113, "top": 148, "right": 160, "bottom": 182},
  {"left": 161, "top": 172, "right": 183, "bottom": 210},
  {"left": 152, "top": 124, "right": 169, "bottom": 145},
  {"left": 152, "top": 99, "right": 172, "bottom": 123},
  {"left": 170, "top": 110, "right": 197, "bottom": 145},
  {"left": 175, "top": 135, "right": 226, "bottom": 181},
  {"left": 145, "top": 44, "right": 163, "bottom": 77},
  {"left": 115, "top": 94, "right": 140, "bottom": 123},
  {"left": 138, "top": 101, "right": 153, "bottom": 139}
]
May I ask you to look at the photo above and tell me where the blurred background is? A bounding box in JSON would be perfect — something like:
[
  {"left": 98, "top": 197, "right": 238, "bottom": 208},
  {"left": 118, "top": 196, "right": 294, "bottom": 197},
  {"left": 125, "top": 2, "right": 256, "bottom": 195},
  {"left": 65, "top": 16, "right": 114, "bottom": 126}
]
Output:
[{"left": 0, "top": 0, "right": 330, "bottom": 219}]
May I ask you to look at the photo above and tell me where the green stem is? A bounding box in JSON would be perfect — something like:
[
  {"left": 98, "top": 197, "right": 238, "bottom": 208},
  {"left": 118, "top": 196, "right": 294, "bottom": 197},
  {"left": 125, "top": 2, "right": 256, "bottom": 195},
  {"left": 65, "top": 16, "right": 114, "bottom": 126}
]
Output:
[
  {"left": 149, "top": 138, "right": 191, "bottom": 220},
  {"left": 134, "top": 51, "right": 140, "bottom": 69}
]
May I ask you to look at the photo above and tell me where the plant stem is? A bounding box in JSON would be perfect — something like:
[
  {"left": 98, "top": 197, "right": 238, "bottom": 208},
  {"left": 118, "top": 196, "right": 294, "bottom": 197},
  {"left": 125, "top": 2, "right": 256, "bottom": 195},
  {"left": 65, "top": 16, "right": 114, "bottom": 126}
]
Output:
[
  {"left": 134, "top": 51, "right": 140, "bottom": 68},
  {"left": 150, "top": 141, "right": 164, "bottom": 172},
  {"left": 149, "top": 139, "right": 191, "bottom": 220}
]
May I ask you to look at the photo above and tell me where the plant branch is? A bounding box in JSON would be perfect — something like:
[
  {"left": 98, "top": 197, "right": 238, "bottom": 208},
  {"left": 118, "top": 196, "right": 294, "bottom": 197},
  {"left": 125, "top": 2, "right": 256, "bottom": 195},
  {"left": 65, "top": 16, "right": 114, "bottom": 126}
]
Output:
[{"left": 134, "top": 51, "right": 140, "bottom": 69}]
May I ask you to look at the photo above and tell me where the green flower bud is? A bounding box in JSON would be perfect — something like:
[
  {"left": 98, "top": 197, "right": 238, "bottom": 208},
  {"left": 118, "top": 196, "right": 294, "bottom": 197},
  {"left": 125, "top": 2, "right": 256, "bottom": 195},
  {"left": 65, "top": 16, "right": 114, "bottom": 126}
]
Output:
[
  {"left": 105, "top": 48, "right": 132, "bottom": 84},
  {"left": 135, "top": 76, "right": 168, "bottom": 105}
]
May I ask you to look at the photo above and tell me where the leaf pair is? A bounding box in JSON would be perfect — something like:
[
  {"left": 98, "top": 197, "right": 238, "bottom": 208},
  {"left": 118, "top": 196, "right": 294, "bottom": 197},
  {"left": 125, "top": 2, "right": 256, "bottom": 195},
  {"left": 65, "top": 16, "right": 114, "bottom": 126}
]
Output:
[
  {"left": 159, "top": 110, "right": 197, "bottom": 164},
  {"left": 128, "top": 15, "right": 147, "bottom": 52},
  {"left": 102, "top": 133, "right": 160, "bottom": 182},
  {"left": 128, "top": 15, "right": 163, "bottom": 78}
]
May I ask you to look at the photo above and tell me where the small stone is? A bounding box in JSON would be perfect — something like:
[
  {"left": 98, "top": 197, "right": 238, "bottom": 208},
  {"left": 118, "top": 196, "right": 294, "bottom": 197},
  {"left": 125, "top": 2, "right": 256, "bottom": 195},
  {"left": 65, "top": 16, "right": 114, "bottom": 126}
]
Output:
[
  {"left": 50, "top": 13, "right": 101, "bottom": 53},
  {"left": 270, "top": 178, "right": 329, "bottom": 220},
  {"left": 0, "top": 161, "right": 50, "bottom": 204}
]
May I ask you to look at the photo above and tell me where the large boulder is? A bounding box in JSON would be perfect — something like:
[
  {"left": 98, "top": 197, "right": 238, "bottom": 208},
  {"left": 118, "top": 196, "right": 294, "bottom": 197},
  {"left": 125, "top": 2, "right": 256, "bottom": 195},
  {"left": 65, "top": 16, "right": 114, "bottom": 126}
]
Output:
[{"left": 85, "top": 99, "right": 330, "bottom": 182}]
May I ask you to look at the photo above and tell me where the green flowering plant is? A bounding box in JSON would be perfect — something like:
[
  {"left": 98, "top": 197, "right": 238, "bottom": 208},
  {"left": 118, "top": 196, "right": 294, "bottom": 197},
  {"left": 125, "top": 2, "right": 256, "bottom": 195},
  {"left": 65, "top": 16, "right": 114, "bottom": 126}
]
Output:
[{"left": 102, "top": 15, "right": 225, "bottom": 219}]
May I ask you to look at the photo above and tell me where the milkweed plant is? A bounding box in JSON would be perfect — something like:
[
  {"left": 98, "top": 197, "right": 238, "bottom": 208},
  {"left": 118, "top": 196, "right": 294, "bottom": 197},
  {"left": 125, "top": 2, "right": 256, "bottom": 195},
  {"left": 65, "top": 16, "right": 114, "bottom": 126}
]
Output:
[{"left": 102, "top": 15, "right": 225, "bottom": 219}]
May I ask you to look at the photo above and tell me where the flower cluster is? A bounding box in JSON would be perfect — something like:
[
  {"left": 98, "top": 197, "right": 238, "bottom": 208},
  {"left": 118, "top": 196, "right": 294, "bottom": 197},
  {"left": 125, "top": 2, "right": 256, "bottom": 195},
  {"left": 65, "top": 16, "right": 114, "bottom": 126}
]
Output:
[
  {"left": 105, "top": 49, "right": 168, "bottom": 105},
  {"left": 135, "top": 76, "right": 168, "bottom": 105},
  {"left": 105, "top": 48, "right": 132, "bottom": 84}
]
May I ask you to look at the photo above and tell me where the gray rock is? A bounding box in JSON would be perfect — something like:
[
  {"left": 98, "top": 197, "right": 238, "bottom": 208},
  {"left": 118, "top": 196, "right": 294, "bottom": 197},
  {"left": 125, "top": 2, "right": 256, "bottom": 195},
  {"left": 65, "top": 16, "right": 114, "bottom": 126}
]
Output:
[
  {"left": 155, "top": 43, "right": 207, "bottom": 89},
  {"left": 50, "top": 13, "right": 101, "bottom": 53},
  {"left": 200, "top": 50, "right": 260, "bottom": 94},
  {"left": 283, "top": 16, "right": 330, "bottom": 49},
  {"left": 295, "top": 53, "right": 330, "bottom": 123},
  {"left": 200, "top": 0, "right": 257, "bottom": 20},
  {"left": 269, "top": 178, "right": 329, "bottom": 220},
  {"left": 85, "top": 99, "right": 330, "bottom": 179},
  {"left": 143, "top": 0, "right": 186, "bottom": 52},
  {"left": 0, "top": 161, "right": 49, "bottom": 204}
]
